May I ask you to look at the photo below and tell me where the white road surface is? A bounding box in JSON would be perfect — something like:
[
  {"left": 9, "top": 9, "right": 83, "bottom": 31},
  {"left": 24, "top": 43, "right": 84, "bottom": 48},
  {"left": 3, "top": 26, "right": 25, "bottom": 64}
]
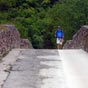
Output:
[{"left": 59, "top": 49, "right": 88, "bottom": 88}]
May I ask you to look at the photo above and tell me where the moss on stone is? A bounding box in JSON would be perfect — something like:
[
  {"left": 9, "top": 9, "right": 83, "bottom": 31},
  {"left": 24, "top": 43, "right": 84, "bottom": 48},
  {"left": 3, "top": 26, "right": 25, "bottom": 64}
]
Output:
[{"left": 0, "top": 24, "right": 8, "bottom": 30}]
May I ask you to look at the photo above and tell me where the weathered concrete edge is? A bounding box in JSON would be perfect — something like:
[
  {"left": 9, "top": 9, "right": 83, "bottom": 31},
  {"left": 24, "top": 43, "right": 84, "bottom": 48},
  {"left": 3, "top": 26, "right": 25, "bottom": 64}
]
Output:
[
  {"left": 59, "top": 49, "right": 88, "bottom": 88},
  {"left": 0, "top": 49, "right": 22, "bottom": 88}
]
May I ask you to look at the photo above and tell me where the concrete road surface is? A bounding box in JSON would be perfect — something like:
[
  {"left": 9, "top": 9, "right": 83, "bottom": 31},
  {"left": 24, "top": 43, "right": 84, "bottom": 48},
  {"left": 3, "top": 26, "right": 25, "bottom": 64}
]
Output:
[
  {"left": 59, "top": 49, "right": 88, "bottom": 88},
  {"left": 3, "top": 49, "right": 68, "bottom": 88},
  {"left": 2, "top": 49, "right": 88, "bottom": 88}
]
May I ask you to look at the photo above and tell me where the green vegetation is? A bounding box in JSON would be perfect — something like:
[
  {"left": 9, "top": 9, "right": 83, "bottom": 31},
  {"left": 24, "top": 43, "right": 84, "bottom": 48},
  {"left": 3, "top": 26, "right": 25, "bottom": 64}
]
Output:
[{"left": 0, "top": 0, "right": 88, "bottom": 48}]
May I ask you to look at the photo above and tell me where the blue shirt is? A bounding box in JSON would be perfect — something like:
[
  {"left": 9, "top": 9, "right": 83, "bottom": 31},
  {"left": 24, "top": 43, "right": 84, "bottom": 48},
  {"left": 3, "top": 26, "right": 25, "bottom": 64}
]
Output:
[{"left": 55, "top": 29, "right": 64, "bottom": 38}]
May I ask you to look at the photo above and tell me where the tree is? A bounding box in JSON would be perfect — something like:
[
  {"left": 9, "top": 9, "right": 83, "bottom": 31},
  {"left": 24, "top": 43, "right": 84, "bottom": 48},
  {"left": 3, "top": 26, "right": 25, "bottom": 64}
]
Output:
[{"left": 0, "top": 0, "right": 88, "bottom": 48}]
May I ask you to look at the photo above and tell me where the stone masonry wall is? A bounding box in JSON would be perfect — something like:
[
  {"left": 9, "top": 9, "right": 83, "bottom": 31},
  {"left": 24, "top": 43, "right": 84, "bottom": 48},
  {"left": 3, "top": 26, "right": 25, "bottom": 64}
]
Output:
[
  {"left": 0, "top": 24, "right": 33, "bottom": 57},
  {"left": 63, "top": 26, "right": 88, "bottom": 52}
]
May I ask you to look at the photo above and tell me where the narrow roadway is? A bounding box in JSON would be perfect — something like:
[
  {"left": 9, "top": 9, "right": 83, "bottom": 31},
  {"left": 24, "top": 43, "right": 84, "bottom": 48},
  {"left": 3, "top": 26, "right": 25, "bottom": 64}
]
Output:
[{"left": 3, "top": 49, "right": 68, "bottom": 88}]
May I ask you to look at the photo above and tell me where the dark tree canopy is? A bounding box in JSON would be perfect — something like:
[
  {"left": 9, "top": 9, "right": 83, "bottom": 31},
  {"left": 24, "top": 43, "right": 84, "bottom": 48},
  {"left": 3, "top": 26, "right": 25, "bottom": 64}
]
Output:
[{"left": 0, "top": 0, "right": 88, "bottom": 48}]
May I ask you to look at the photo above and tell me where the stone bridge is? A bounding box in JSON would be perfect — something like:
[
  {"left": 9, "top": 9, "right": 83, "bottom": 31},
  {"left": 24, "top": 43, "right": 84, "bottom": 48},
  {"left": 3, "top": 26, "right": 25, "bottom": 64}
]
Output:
[{"left": 0, "top": 49, "right": 88, "bottom": 88}]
